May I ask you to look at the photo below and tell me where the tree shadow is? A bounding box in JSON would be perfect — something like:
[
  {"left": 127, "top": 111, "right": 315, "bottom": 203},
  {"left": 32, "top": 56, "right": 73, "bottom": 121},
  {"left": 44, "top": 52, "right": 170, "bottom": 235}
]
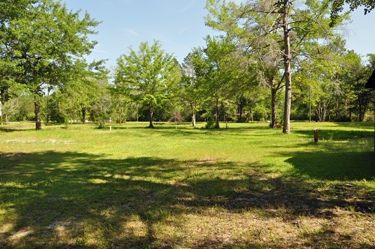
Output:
[
  {"left": 329, "top": 121, "right": 375, "bottom": 128},
  {"left": 293, "top": 129, "right": 374, "bottom": 141},
  {"left": 0, "top": 151, "right": 374, "bottom": 248},
  {"left": 283, "top": 151, "right": 375, "bottom": 181},
  {"left": 0, "top": 127, "right": 32, "bottom": 133}
]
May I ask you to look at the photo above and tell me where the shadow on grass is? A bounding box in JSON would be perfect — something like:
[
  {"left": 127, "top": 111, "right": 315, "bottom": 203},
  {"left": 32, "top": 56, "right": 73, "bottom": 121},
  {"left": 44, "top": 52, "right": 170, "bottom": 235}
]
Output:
[
  {"left": 0, "top": 127, "right": 32, "bottom": 133},
  {"left": 0, "top": 151, "right": 374, "bottom": 248},
  {"left": 284, "top": 151, "right": 375, "bottom": 181},
  {"left": 330, "top": 121, "right": 375, "bottom": 128},
  {"left": 293, "top": 129, "right": 374, "bottom": 141}
]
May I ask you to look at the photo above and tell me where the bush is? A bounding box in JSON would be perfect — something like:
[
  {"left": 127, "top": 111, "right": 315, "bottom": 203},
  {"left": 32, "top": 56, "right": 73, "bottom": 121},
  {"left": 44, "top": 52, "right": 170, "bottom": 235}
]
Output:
[
  {"left": 64, "top": 118, "right": 69, "bottom": 128},
  {"left": 365, "top": 114, "right": 374, "bottom": 121},
  {"left": 26, "top": 112, "right": 35, "bottom": 121},
  {"left": 205, "top": 119, "right": 219, "bottom": 129},
  {"left": 97, "top": 120, "right": 105, "bottom": 129}
]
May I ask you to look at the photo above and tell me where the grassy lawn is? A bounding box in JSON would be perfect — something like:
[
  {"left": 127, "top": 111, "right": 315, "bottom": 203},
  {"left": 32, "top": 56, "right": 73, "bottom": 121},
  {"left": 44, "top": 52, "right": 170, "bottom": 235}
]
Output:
[{"left": 0, "top": 121, "right": 374, "bottom": 248}]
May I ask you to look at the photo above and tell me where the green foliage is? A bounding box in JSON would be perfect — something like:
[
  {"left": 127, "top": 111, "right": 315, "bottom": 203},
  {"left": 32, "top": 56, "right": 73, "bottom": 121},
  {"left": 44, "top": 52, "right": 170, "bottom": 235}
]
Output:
[
  {"left": 330, "top": 0, "right": 375, "bottom": 26},
  {"left": 191, "top": 36, "right": 250, "bottom": 128},
  {"left": 0, "top": 0, "right": 102, "bottom": 129},
  {"left": 97, "top": 120, "right": 105, "bottom": 129},
  {"left": 204, "top": 0, "right": 350, "bottom": 132},
  {"left": 116, "top": 40, "right": 180, "bottom": 128},
  {"left": 204, "top": 119, "right": 220, "bottom": 129}
]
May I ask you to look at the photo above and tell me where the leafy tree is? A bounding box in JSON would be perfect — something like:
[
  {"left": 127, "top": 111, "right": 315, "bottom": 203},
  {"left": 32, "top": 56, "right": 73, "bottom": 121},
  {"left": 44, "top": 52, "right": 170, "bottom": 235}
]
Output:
[
  {"left": 0, "top": 0, "right": 100, "bottom": 129},
  {"left": 341, "top": 51, "right": 374, "bottom": 121},
  {"left": 205, "top": 0, "right": 348, "bottom": 133},
  {"left": 192, "top": 36, "right": 244, "bottom": 128},
  {"left": 1, "top": 97, "right": 18, "bottom": 124},
  {"left": 179, "top": 53, "right": 202, "bottom": 127},
  {"left": 116, "top": 40, "right": 180, "bottom": 128}
]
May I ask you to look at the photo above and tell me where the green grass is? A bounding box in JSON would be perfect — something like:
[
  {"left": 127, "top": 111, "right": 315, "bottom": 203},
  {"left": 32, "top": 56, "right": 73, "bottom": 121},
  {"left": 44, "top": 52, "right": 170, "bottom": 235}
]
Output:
[{"left": 0, "top": 121, "right": 374, "bottom": 248}]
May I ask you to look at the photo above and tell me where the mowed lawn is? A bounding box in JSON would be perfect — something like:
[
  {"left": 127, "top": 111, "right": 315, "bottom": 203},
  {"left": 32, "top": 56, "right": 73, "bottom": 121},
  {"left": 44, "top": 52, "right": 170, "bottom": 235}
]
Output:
[{"left": 0, "top": 121, "right": 374, "bottom": 248}]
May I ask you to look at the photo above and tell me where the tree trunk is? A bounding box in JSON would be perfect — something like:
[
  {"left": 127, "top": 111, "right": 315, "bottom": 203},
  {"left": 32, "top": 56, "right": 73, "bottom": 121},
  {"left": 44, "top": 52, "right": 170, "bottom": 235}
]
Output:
[
  {"left": 309, "top": 88, "right": 311, "bottom": 122},
  {"left": 282, "top": 0, "right": 292, "bottom": 134},
  {"left": 148, "top": 104, "right": 154, "bottom": 128},
  {"left": 237, "top": 96, "right": 244, "bottom": 123},
  {"left": 215, "top": 97, "right": 219, "bottom": 128},
  {"left": 34, "top": 95, "right": 41, "bottom": 130},
  {"left": 271, "top": 82, "right": 277, "bottom": 128},
  {"left": 70, "top": 98, "right": 73, "bottom": 125},
  {"left": 328, "top": 108, "right": 331, "bottom": 122},
  {"left": 345, "top": 98, "right": 347, "bottom": 118},
  {"left": 317, "top": 104, "right": 321, "bottom": 121},
  {"left": 82, "top": 107, "right": 86, "bottom": 124},
  {"left": 120, "top": 106, "right": 123, "bottom": 125},
  {"left": 191, "top": 104, "right": 196, "bottom": 127},
  {"left": 335, "top": 97, "right": 339, "bottom": 121},
  {"left": 5, "top": 114, "right": 8, "bottom": 125},
  {"left": 239, "top": 103, "right": 243, "bottom": 122},
  {"left": 17, "top": 97, "right": 20, "bottom": 117},
  {"left": 46, "top": 88, "right": 50, "bottom": 124},
  {"left": 322, "top": 103, "right": 327, "bottom": 122}
]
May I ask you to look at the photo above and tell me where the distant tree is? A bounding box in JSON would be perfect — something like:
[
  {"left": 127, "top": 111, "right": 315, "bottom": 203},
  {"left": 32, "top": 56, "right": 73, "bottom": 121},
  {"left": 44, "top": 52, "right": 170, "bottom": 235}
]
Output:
[
  {"left": 192, "top": 36, "right": 242, "bottom": 128},
  {"left": 341, "top": 51, "right": 374, "bottom": 121},
  {"left": 116, "top": 40, "right": 180, "bottom": 128},
  {"left": 110, "top": 66, "right": 132, "bottom": 124},
  {"left": 1, "top": 98, "right": 18, "bottom": 124},
  {"left": 180, "top": 54, "right": 202, "bottom": 127}
]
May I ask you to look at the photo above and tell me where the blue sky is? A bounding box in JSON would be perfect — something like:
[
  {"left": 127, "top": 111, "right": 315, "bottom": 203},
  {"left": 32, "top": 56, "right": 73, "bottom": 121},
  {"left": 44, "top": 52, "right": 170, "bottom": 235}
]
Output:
[{"left": 61, "top": 0, "right": 375, "bottom": 69}]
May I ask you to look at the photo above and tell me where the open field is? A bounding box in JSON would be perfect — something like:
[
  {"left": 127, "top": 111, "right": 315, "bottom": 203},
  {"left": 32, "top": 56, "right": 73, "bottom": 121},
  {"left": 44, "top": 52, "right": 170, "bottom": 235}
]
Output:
[{"left": 0, "top": 121, "right": 374, "bottom": 248}]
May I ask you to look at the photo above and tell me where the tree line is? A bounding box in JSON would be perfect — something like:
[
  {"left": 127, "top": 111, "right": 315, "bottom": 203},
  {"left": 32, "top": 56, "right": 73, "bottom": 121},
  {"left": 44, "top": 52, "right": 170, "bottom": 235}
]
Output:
[{"left": 1, "top": 0, "right": 374, "bottom": 132}]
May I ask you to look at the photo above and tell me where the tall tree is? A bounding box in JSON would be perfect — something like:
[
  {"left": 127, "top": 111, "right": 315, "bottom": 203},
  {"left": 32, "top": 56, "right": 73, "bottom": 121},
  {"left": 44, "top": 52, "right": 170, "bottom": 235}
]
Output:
[
  {"left": 116, "top": 40, "right": 180, "bottom": 128},
  {"left": 205, "top": 0, "right": 348, "bottom": 133},
  {"left": 0, "top": 0, "right": 100, "bottom": 129}
]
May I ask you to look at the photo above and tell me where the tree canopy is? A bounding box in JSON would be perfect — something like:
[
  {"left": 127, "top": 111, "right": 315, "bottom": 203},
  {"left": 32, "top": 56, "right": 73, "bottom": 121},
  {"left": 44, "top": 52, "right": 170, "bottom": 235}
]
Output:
[
  {"left": 115, "top": 40, "right": 180, "bottom": 128},
  {"left": 0, "top": 0, "right": 102, "bottom": 129}
]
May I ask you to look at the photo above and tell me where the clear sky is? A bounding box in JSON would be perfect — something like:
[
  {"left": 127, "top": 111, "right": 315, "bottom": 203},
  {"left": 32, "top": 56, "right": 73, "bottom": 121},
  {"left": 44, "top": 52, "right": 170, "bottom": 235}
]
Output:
[{"left": 61, "top": 0, "right": 375, "bottom": 69}]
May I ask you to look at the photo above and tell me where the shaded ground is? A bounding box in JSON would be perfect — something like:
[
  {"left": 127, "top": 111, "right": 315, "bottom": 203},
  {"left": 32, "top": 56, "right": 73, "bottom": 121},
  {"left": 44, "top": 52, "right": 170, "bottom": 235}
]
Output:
[{"left": 0, "top": 149, "right": 374, "bottom": 248}]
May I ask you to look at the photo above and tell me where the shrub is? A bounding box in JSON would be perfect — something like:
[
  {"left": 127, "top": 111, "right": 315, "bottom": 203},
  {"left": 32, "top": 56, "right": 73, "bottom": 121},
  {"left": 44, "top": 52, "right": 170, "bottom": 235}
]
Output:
[
  {"left": 26, "top": 112, "right": 35, "bottom": 121},
  {"left": 97, "top": 120, "right": 105, "bottom": 129},
  {"left": 205, "top": 119, "right": 219, "bottom": 129}
]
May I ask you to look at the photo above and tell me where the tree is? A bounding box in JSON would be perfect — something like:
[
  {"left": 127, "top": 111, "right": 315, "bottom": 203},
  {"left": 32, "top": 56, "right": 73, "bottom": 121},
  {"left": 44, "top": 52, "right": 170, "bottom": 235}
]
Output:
[
  {"left": 0, "top": 0, "right": 100, "bottom": 129},
  {"left": 1, "top": 98, "right": 18, "bottom": 124},
  {"left": 180, "top": 53, "right": 202, "bottom": 127},
  {"left": 116, "top": 40, "right": 180, "bottom": 128},
  {"left": 341, "top": 51, "right": 374, "bottom": 121},
  {"left": 192, "top": 36, "right": 244, "bottom": 128},
  {"left": 70, "top": 60, "right": 108, "bottom": 124},
  {"left": 205, "top": 0, "right": 348, "bottom": 133},
  {"left": 111, "top": 66, "right": 132, "bottom": 125}
]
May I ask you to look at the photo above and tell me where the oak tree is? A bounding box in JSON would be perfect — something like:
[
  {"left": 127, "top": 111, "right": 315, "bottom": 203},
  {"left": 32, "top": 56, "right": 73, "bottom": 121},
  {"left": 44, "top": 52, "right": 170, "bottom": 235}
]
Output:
[{"left": 116, "top": 40, "right": 180, "bottom": 128}]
